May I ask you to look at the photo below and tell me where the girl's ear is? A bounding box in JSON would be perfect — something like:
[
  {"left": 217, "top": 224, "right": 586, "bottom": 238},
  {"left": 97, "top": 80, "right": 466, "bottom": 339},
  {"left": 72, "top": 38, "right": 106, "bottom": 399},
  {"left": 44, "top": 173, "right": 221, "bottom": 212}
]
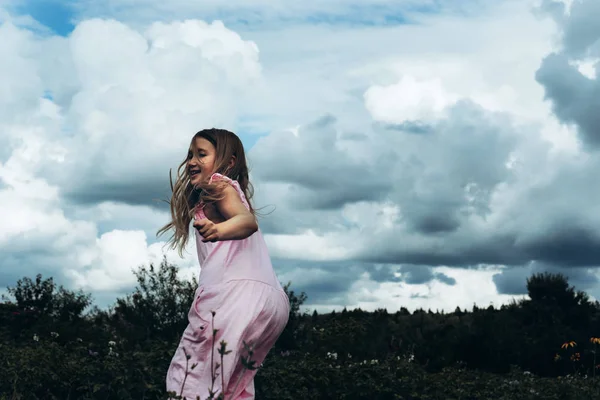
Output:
[{"left": 228, "top": 155, "right": 236, "bottom": 169}]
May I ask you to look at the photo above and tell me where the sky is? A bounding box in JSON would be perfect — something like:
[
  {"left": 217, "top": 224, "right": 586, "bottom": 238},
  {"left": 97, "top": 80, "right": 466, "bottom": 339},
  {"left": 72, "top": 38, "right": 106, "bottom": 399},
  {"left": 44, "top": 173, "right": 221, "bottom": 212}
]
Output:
[{"left": 1, "top": 0, "right": 599, "bottom": 314}]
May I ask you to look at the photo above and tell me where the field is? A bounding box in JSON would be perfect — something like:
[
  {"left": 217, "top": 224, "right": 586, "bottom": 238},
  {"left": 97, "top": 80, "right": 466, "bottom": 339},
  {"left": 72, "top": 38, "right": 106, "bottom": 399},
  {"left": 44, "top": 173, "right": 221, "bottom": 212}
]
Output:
[{"left": 2, "top": 259, "right": 600, "bottom": 399}]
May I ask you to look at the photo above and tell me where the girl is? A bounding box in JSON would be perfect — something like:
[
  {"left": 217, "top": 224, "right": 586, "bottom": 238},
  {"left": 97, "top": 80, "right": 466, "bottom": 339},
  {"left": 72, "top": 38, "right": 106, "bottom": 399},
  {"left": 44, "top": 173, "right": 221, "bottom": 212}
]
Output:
[{"left": 159, "top": 128, "right": 290, "bottom": 399}]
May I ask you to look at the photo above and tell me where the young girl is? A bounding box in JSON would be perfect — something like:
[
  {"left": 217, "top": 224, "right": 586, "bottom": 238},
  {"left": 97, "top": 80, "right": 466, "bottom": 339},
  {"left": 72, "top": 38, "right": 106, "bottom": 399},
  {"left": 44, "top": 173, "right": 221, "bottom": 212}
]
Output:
[{"left": 159, "top": 128, "right": 290, "bottom": 399}]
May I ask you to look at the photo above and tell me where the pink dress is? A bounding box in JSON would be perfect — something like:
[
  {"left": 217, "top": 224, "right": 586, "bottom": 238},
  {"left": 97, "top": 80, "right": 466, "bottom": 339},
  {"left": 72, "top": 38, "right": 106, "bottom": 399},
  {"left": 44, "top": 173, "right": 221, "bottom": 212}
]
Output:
[{"left": 166, "top": 173, "right": 290, "bottom": 399}]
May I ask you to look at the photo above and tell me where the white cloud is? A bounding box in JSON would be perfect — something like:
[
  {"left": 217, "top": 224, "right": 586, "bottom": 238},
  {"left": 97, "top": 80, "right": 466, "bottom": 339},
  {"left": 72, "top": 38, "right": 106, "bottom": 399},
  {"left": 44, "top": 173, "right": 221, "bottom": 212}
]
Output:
[
  {"left": 350, "top": 267, "right": 526, "bottom": 313},
  {"left": 365, "top": 75, "right": 457, "bottom": 123},
  {"left": 64, "top": 230, "right": 198, "bottom": 291},
  {"left": 54, "top": 18, "right": 260, "bottom": 192}
]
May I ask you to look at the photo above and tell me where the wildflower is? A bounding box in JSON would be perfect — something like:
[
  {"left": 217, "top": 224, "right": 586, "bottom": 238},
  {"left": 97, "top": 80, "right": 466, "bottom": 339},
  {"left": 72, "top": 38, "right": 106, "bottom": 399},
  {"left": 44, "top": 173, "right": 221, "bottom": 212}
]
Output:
[
  {"left": 523, "top": 371, "right": 531, "bottom": 375},
  {"left": 370, "top": 359, "right": 378, "bottom": 365},
  {"left": 108, "top": 340, "right": 116, "bottom": 347},
  {"left": 326, "top": 352, "right": 338, "bottom": 360},
  {"left": 554, "top": 353, "right": 561, "bottom": 362},
  {"left": 561, "top": 341, "right": 576, "bottom": 349},
  {"left": 88, "top": 349, "right": 98, "bottom": 356},
  {"left": 570, "top": 352, "right": 581, "bottom": 362},
  {"left": 33, "top": 334, "right": 39, "bottom": 342},
  {"left": 50, "top": 332, "right": 59, "bottom": 338},
  {"left": 591, "top": 337, "right": 600, "bottom": 345},
  {"left": 76, "top": 338, "right": 83, "bottom": 343},
  {"left": 347, "top": 353, "right": 352, "bottom": 359},
  {"left": 280, "top": 350, "right": 290, "bottom": 357}
]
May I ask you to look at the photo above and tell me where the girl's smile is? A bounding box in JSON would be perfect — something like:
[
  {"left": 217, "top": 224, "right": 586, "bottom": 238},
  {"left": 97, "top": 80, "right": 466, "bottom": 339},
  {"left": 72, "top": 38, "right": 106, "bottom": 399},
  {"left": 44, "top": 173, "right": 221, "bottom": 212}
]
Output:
[{"left": 188, "top": 137, "right": 216, "bottom": 186}]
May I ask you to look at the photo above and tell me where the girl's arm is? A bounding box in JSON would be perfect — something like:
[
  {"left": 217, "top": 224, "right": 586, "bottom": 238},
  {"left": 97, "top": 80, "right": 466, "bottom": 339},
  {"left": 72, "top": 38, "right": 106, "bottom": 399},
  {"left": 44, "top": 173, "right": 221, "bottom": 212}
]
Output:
[{"left": 214, "top": 184, "right": 258, "bottom": 241}]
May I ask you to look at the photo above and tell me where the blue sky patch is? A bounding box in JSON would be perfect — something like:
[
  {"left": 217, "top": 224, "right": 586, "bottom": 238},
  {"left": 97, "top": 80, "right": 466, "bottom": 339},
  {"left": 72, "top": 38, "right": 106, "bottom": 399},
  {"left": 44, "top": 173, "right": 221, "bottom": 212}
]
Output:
[
  {"left": 13, "top": 0, "right": 76, "bottom": 36},
  {"left": 5, "top": 0, "right": 457, "bottom": 37}
]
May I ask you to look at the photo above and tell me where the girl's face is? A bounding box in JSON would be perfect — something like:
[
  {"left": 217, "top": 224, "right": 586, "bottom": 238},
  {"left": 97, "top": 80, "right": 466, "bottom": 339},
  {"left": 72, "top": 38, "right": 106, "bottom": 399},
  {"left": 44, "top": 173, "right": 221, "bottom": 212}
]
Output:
[{"left": 188, "top": 137, "right": 216, "bottom": 186}]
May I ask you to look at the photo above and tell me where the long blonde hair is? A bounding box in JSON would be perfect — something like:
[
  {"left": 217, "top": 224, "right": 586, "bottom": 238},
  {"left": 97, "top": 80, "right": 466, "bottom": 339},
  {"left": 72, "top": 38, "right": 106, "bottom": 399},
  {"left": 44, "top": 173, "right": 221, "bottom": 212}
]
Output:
[{"left": 157, "top": 128, "right": 254, "bottom": 257}]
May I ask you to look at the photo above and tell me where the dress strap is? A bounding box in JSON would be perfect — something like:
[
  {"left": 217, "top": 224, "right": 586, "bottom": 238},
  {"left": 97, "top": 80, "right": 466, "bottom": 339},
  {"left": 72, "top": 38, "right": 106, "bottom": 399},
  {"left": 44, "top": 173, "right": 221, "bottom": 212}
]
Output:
[{"left": 209, "top": 173, "right": 250, "bottom": 210}]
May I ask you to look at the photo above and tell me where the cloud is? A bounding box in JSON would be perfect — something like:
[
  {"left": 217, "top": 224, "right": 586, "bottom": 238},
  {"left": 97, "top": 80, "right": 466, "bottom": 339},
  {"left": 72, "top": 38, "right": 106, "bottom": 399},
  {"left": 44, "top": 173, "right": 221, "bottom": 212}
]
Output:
[
  {"left": 250, "top": 115, "right": 394, "bottom": 211},
  {"left": 364, "top": 75, "right": 458, "bottom": 123},
  {"left": 399, "top": 265, "right": 456, "bottom": 286},
  {"left": 47, "top": 19, "right": 261, "bottom": 208},
  {"left": 64, "top": 229, "right": 199, "bottom": 291},
  {"left": 2, "top": 0, "right": 600, "bottom": 313},
  {"left": 0, "top": 120, "right": 199, "bottom": 293},
  {"left": 308, "top": 266, "right": 522, "bottom": 313},
  {"left": 493, "top": 261, "right": 599, "bottom": 295},
  {"left": 536, "top": 0, "right": 600, "bottom": 149}
]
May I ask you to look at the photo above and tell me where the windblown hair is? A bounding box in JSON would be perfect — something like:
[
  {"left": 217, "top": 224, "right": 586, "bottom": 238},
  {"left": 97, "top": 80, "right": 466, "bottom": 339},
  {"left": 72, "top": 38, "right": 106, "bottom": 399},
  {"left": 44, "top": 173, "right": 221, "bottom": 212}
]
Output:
[{"left": 157, "top": 128, "right": 254, "bottom": 257}]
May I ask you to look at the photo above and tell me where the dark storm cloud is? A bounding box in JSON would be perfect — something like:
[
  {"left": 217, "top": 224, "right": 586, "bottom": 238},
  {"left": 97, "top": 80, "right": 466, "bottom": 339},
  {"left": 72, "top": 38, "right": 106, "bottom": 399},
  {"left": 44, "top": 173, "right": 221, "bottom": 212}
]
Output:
[
  {"left": 249, "top": 114, "right": 395, "bottom": 210},
  {"left": 300, "top": 279, "right": 354, "bottom": 304},
  {"left": 358, "top": 225, "right": 522, "bottom": 268},
  {"left": 354, "top": 83, "right": 600, "bottom": 270},
  {"left": 361, "top": 213, "right": 600, "bottom": 270},
  {"left": 493, "top": 262, "right": 599, "bottom": 295},
  {"left": 399, "top": 265, "right": 456, "bottom": 286},
  {"left": 272, "top": 260, "right": 455, "bottom": 306},
  {"left": 368, "top": 264, "right": 402, "bottom": 282},
  {"left": 520, "top": 222, "right": 600, "bottom": 267},
  {"left": 401, "top": 265, "right": 434, "bottom": 284},
  {"left": 436, "top": 273, "right": 456, "bottom": 286},
  {"left": 411, "top": 212, "right": 461, "bottom": 235},
  {"left": 272, "top": 258, "right": 364, "bottom": 304},
  {"left": 492, "top": 267, "right": 529, "bottom": 295},
  {"left": 62, "top": 180, "right": 173, "bottom": 210},
  {"left": 536, "top": 0, "right": 600, "bottom": 149},
  {"left": 382, "top": 100, "right": 518, "bottom": 236},
  {"left": 0, "top": 247, "right": 73, "bottom": 289},
  {"left": 540, "top": 0, "right": 600, "bottom": 59},
  {"left": 254, "top": 100, "right": 518, "bottom": 242},
  {"left": 43, "top": 146, "right": 181, "bottom": 209},
  {"left": 536, "top": 53, "right": 600, "bottom": 149}
]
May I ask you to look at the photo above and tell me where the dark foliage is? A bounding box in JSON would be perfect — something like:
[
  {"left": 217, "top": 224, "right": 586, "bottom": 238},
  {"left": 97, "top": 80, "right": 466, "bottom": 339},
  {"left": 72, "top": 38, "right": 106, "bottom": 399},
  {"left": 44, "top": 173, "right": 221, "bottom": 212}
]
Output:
[{"left": 2, "top": 261, "right": 600, "bottom": 399}]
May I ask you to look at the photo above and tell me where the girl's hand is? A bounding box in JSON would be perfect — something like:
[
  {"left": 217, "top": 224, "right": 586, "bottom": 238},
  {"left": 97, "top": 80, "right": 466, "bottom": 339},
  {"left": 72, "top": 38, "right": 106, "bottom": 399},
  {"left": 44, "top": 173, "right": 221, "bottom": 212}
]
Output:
[{"left": 193, "top": 218, "right": 221, "bottom": 243}]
